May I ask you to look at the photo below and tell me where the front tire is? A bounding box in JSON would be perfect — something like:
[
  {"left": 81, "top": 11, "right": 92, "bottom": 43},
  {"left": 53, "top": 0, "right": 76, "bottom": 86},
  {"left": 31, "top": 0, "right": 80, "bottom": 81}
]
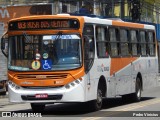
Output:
[{"left": 89, "top": 85, "right": 103, "bottom": 111}]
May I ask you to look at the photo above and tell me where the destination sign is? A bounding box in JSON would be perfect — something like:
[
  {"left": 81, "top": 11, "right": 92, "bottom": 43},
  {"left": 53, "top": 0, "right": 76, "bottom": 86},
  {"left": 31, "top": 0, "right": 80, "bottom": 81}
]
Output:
[{"left": 8, "top": 19, "right": 80, "bottom": 30}]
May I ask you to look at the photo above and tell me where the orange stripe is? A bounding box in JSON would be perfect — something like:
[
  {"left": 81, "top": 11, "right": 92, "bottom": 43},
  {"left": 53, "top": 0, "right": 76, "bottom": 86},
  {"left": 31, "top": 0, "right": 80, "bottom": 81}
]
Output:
[
  {"left": 110, "top": 57, "right": 138, "bottom": 76},
  {"left": 8, "top": 66, "right": 85, "bottom": 87},
  {"left": 112, "top": 21, "right": 144, "bottom": 29}
]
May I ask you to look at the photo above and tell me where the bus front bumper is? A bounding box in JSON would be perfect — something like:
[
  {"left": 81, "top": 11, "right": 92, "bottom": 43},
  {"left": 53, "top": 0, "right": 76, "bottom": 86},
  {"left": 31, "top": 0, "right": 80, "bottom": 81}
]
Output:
[{"left": 8, "top": 80, "right": 85, "bottom": 103}]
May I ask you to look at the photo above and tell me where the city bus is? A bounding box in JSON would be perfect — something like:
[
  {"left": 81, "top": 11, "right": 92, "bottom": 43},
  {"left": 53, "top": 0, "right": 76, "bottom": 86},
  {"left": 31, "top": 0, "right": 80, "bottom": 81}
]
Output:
[{"left": 1, "top": 14, "right": 158, "bottom": 111}]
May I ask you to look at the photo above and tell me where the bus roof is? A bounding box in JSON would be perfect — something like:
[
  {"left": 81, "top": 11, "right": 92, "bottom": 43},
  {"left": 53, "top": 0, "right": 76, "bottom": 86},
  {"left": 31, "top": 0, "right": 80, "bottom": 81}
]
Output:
[
  {"left": 83, "top": 16, "right": 155, "bottom": 30},
  {"left": 8, "top": 14, "right": 155, "bottom": 30}
]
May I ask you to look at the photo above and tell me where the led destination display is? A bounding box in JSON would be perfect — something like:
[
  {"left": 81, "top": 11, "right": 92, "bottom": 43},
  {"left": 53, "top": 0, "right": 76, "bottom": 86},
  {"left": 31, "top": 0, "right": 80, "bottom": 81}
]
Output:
[{"left": 9, "top": 19, "right": 80, "bottom": 30}]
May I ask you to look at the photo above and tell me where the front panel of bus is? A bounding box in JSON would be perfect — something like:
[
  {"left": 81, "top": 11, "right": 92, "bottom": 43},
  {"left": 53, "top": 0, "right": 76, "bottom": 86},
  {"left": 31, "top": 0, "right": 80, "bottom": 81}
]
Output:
[{"left": 7, "top": 16, "right": 88, "bottom": 103}]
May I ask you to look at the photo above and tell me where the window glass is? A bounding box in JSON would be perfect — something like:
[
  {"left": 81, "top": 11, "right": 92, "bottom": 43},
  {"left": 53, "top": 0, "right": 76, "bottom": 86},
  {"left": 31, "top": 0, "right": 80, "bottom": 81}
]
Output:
[
  {"left": 83, "top": 24, "right": 95, "bottom": 72},
  {"left": 96, "top": 26, "right": 108, "bottom": 57},
  {"left": 140, "top": 31, "right": 146, "bottom": 55},
  {"left": 109, "top": 28, "right": 118, "bottom": 56},
  {"left": 120, "top": 29, "right": 129, "bottom": 56},
  {"left": 148, "top": 32, "right": 155, "bottom": 55},
  {"left": 8, "top": 34, "right": 82, "bottom": 71},
  {"left": 130, "top": 30, "right": 138, "bottom": 55}
]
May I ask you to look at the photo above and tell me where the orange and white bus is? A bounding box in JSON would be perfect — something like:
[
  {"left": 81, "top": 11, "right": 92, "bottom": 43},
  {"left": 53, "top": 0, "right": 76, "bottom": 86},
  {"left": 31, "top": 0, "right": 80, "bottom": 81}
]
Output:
[{"left": 1, "top": 14, "right": 158, "bottom": 111}]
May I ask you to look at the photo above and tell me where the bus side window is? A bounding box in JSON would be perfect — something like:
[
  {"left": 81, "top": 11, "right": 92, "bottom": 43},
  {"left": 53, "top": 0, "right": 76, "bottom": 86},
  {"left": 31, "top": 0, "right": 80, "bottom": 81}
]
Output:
[
  {"left": 109, "top": 27, "right": 118, "bottom": 57},
  {"left": 148, "top": 31, "right": 155, "bottom": 56},
  {"left": 139, "top": 31, "right": 147, "bottom": 56},
  {"left": 137, "top": 31, "right": 141, "bottom": 55},
  {"left": 130, "top": 30, "right": 138, "bottom": 56},
  {"left": 96, "top": 26, "right": 108, "bottom": 57},
  {"left": 119, "top": 29, "right": 129, "bottom": 56}
]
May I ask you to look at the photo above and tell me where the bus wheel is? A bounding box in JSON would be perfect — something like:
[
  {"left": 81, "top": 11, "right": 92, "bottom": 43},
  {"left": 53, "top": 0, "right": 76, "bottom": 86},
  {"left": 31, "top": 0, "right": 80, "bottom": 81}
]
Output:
[
  {"left": 132, "top": 77, "right": 142, "bottom": 102},
  {"left": 31, "top": 103, "right": 45, "bottom": 112},
  {"left": 90, "top": 86, "right": 103, "bottom": 111}
]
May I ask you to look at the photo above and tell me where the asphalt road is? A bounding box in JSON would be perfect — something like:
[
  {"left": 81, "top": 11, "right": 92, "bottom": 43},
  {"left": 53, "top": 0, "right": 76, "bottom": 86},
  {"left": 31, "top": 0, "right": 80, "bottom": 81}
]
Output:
[{"left": 0, "top": 85, "right": 160, "bottom": 120}]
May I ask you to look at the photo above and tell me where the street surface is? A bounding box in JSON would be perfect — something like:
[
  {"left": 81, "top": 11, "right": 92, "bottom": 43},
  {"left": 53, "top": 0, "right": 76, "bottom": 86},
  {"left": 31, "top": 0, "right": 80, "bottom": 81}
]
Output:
[{"left": 0, "top": 84, "right": 160, "bottom": 120}]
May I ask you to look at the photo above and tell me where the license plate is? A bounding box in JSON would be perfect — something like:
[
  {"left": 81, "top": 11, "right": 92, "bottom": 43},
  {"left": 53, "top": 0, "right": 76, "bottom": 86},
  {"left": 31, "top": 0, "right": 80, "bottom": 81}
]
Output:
[{"left": 35, "top": 94, "right": 48, "bottom": 98}]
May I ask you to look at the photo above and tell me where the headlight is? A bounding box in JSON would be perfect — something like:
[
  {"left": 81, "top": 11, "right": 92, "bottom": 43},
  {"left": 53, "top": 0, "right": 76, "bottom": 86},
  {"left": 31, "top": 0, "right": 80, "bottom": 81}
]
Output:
[
  {"left": 8, "top": 81, "right": 21, "bottom": 90},
  {"left": 65, "top": 84, "right": 70, "bottom": 89},
  {"left": 65, "top": 79, "right": 82, "bottom": 89}
]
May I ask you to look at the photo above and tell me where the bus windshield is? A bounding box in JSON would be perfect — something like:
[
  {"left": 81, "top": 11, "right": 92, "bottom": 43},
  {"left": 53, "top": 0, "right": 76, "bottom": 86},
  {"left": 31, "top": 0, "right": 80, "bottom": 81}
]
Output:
[{"left": 8, "top": 34, "right": 82, "bottom": 71}]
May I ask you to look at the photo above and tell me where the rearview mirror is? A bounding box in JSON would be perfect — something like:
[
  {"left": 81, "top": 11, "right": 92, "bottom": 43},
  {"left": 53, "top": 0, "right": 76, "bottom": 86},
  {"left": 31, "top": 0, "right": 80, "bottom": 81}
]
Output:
[{"left": 1, "top": 33, "right": 8, "bottom": 57}]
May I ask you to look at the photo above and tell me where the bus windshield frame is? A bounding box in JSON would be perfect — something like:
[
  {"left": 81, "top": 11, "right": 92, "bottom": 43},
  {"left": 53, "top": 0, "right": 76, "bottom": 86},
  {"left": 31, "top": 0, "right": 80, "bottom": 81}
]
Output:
[{"left": 8, "top": 33, "right": 82, "bottom": 71}]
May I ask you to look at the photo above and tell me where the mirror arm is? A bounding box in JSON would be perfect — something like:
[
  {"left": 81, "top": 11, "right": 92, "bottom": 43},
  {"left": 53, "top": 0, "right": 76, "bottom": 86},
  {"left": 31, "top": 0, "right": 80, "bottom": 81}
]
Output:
[{"left": 1, "top": 50, "right": 7, "bottom": 57}]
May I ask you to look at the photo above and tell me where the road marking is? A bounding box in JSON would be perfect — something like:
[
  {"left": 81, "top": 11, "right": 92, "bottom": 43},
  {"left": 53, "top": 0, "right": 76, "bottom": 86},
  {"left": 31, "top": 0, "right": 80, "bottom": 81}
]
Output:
[
  {"left": 117, "top": 99, "right": 160, "bottom": 111},
  {"left": 82, "top": 98, "right": 160, "bottom": 120}
]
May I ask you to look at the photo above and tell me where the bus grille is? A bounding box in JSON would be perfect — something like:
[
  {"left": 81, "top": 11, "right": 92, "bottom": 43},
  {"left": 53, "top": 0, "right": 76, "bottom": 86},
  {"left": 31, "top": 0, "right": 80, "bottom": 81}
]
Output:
[{"left": 16, "top": 74, "right": 68, "bottom": 80}]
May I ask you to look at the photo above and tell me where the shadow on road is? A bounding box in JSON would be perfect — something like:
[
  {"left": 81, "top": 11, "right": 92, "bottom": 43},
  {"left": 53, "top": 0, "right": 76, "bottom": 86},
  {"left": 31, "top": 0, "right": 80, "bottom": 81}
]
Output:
[
  {"left": 102, "top": 97, "right": 155, "bottom": 109},
  {"left": 12, "top": 97, "right": 156, "bottom": 116}
]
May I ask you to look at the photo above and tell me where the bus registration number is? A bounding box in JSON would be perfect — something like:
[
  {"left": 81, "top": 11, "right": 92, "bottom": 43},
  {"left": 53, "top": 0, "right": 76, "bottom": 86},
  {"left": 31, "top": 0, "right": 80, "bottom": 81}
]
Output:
[{"left": 35, "top": 94, "right": 48, "bottom": 98}]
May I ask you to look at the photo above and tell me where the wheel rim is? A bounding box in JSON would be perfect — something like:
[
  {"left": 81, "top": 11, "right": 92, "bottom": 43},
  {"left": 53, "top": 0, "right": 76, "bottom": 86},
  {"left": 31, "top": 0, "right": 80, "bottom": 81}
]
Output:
[
  {"left": 97, "top": 89, "right": 102, "bottom": 107},
  {"left": 136, "top": 79, "right": 141, "bottom": 99}
]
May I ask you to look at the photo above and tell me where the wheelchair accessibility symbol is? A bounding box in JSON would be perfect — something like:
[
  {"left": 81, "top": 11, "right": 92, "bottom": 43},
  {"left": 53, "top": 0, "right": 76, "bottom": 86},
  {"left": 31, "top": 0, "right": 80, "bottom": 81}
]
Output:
[{"left": 41, "top": 60, "right": 52, "bottom": 70}]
